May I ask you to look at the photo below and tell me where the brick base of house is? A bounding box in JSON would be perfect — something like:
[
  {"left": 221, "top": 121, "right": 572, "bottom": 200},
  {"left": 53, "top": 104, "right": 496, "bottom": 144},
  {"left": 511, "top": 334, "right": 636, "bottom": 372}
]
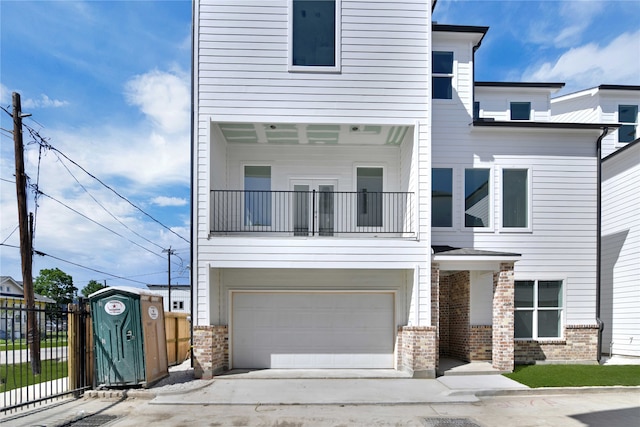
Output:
[
  {"left": 397, "top": 326, "right": 437, "bottom": 378},
  {"left": 515, "top": 324, "right": 599, "bottom": 364},
  {"left": 193, "top": 325, "right": 228, "bottom": 379},
  {"left": 469, "top": 325, "right": 493, "bottom": 361}
]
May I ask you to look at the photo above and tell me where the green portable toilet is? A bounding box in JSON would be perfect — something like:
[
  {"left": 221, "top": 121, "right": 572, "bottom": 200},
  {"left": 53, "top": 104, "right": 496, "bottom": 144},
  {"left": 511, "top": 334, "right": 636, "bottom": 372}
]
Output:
[{"left": 89, "top": 286, "right": 169, "bottom": 388}]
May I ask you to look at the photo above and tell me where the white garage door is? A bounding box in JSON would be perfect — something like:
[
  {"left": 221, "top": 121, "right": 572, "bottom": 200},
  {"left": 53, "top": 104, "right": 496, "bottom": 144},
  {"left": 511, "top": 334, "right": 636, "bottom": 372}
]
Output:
[{"left": 232, "top": 292, "right": 395, "bottom": 369}]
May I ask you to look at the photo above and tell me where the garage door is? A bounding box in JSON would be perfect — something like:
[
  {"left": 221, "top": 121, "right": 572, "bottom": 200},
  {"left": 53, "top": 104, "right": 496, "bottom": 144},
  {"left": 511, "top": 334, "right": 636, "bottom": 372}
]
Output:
[{"left": 231, "top": 292, "right": 395, "bottom": 369}]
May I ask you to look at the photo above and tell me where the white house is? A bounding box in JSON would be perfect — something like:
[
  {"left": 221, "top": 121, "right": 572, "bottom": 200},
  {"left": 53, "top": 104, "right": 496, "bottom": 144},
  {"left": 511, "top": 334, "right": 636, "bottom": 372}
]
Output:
[
  {"left": 552, "top": 86, "right": 640, "bottom": 359},
  {"left": 147, "top": 284, "right": 191, "bottom": 313},
  {"left": 191, "top": 1, "right": 617, "bottom": 378},
  {"left": 0, "top": 276, "right": 55, "bottom": 339}
]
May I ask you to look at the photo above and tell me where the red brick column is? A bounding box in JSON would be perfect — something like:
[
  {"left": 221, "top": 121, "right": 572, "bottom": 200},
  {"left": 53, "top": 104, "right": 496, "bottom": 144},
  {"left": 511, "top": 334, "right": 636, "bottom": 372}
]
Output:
[
  {"left": 193, "top": 325, "right": 228, "bottom": 379},
  {"left": 397, "top": 326, "right": 437, "bottom": 378},
  {"left": 492, "top": 262, "right": 515, "bottom": 372}
]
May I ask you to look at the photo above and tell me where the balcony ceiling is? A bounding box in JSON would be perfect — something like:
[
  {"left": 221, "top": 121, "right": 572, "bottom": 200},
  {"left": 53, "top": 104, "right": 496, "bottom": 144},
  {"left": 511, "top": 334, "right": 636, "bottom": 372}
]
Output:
[{"left": 217, "top": 123, "right": 410, "bottom": 146}]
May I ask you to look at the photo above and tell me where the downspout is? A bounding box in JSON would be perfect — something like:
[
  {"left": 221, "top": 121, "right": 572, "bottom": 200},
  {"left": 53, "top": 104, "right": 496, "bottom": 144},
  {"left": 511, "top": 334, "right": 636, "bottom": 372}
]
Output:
[
  {"left": 595, "top": 126, "right": 609, "bottom": 363},
  {"left": 471, "top": 35, "right": 485, "bottom": 122},
  {"left": 189, "top": 0, "right": 196, "bottom": 368}
]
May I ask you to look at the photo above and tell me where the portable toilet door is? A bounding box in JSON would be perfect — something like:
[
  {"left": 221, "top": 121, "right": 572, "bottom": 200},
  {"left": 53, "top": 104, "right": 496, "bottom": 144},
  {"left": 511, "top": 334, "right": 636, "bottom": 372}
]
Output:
[{"left": 91, "top": 289, "right": 145, "bottom": 387}]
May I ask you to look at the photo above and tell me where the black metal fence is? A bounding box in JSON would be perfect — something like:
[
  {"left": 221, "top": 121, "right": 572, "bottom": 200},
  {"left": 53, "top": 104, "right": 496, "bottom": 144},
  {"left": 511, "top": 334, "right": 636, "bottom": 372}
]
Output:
[
  {"left": 1, "top": 303, "right": 91, "bottom": 413},
  {"left": 211, "top": 190, "right": 415, "bottom": 236}
]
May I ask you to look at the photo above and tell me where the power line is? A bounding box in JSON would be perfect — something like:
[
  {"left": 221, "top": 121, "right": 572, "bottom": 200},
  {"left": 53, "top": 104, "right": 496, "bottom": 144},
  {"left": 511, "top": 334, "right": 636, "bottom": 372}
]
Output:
[
  {"left": 23, "top": 123, "right": 189, "bottom": 244},
  {"left": 51, "top": 149, "right": 165, "bottom": 252},
  {"left": 34, "top": 189, "right": 170, "bottom": 263},
  {"left": 1, "top": 242, "right": 156, "bottom": 286}
]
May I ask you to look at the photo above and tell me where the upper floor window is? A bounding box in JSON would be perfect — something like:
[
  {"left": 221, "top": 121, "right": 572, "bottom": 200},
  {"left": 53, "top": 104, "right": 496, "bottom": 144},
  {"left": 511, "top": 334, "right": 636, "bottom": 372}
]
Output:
[
  {"left": 618, "top": 105, "right": 638, "bottom": 143},
  {"left": 357, "top": 167, "right": 383, "bottom": 227},
  {"left": 502, "top": 169, "right": 529, "bottom": 229},
  {"left": 432, "top": 51, "right": 453, "bottom": 100},
  {"left": 432, "top": 168, "right": 453, "bottom": 227},
  {"left": 244, "top": 166, "right": 271, "bottom": 227},
  {"left": 464, "top": 168, "right": 491, "bottom": 228},
  {"left": 515, "top": 280, "right": 563, "bottom": 339},
  {"left": 290, "top": 0, "right": 341, "bottom": 72},
  {"left": 473, "top": 101, "right": 480, "bottom": 120},
  {"left": 510, "top": 102, "right": 531, "bottom": 120}
]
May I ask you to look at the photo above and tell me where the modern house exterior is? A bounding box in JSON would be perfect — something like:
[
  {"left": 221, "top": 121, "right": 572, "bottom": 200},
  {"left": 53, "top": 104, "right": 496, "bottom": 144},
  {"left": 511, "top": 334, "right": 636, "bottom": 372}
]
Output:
[
  {"left": 191, "top": 0, "right": 623, "bottom": 378},
  {"left": 552, "top": 86, "right": 640, "bottom": 358}
]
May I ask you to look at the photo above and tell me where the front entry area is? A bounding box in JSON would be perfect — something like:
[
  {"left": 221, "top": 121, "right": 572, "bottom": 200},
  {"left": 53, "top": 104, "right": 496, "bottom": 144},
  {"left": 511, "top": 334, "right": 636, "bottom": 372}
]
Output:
[{"left": 231, "top": 291, "right": 395, "bottom": 369}]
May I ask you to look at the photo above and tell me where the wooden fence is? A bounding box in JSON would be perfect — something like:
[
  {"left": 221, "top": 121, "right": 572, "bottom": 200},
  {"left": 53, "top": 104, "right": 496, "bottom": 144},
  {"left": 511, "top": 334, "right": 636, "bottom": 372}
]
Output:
[{"left": 165, "top": 312, "right": 191, "bottom": 366}]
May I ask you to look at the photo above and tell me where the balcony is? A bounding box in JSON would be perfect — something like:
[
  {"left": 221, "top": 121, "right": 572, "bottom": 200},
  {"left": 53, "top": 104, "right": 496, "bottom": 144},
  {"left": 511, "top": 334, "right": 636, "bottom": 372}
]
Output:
[{"left": 211, "top": 190, "right": 415, "bottom": 237}]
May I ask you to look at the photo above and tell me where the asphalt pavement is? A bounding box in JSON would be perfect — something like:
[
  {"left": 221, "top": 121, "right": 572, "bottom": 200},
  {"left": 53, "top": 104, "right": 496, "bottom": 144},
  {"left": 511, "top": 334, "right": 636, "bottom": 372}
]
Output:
[{"left": 1, "top": 360, "right": 638, "bottom": 427}]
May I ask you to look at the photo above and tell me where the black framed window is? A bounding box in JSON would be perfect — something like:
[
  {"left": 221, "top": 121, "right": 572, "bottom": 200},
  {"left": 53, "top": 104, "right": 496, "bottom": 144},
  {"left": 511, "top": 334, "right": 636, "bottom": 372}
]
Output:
[
  {"left": 432, "top": 51, "right": 453, "bottom": 100},
  {"left": 292, "top": 0, "right": 337, "bottom": 67}
]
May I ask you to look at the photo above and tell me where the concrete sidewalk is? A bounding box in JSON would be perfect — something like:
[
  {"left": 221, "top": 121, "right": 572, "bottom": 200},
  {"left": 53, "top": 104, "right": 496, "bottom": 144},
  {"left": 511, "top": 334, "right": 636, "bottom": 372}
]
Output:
[{"left": 150, "top": 375, "right": 528, "bottom": 405}]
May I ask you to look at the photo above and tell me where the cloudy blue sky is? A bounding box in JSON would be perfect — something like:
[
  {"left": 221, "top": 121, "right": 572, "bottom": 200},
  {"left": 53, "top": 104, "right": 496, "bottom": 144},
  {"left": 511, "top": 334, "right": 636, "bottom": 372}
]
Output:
[{"left": 1, "top": 0, "right": 639, "bottom": 294}]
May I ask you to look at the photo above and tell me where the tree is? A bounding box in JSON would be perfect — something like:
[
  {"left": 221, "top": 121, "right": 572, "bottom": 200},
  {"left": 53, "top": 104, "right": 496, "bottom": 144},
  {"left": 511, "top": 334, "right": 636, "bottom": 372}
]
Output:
[
  {"left": 34, "top": 268, "right": 78, "bottom": 306},
  {"left": 81, "top": 279, "right": 106, "bottom": 297}
]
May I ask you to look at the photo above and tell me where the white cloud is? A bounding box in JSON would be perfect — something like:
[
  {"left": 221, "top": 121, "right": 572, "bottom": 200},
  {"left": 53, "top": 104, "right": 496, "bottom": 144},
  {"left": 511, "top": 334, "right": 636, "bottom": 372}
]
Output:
[
  {"left": 124, "top": 69, "right": 190, "bottom": 134},
  {"left": 0, "top": 83, "right": 10, "bottom": 105},
  {"left": 151, "top": 196, "right": 188, "bottom": 207},
  {"left": 22, "top": 94, "right": 70, "bottom": 109},
  {"left": 527, "top": 1, "right": 605, "bottom": 48},
  {"left": 523, "top": 30, "right": 640, "bottom": 89}
]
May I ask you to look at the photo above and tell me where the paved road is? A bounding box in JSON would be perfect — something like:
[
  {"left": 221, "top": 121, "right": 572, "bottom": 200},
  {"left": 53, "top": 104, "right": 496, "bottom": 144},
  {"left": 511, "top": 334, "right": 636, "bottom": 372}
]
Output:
[
  {"left": 0, "top": 346, "right": 67, "bottom": 364},
  {"left": 2, "top": 391, "right": 639, "bottom": 426}
]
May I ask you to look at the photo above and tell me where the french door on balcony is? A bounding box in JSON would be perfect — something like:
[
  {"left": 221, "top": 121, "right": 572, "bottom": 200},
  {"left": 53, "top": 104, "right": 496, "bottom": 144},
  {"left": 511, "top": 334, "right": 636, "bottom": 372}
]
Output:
[{"left": 291, "top": 180, "right": 336, "bottom": 236}]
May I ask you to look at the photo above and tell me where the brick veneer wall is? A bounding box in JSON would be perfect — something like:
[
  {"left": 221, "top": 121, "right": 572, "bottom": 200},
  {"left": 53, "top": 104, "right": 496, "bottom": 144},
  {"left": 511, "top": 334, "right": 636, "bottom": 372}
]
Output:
[
  {"left": 448, "top": 271, "right": 470, "bottom": 361},
  {"left": 397, "top": 326, "right": 437, "bottom": 378},
  {"left": 193, "top": 325, "right": 228, "bottom": 379},
  {"left": 515, "top": 324, "right": 599, "bottom": 364},
  {"left": 438, "top": 273, "right": 450, "bottom": 357},
  {"left": 469, "top": 325, "right": 493, "bottom": 361},
  {"left": 431, "top": 263, "right": 440, "bottom": 361},
  {"left": 492, "top": 263, "right": 515, "bottom": 372}
]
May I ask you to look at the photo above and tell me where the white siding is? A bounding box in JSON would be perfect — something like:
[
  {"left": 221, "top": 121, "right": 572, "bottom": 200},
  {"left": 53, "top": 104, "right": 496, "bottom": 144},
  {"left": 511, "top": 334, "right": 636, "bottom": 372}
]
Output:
[
  {"left": 476, "top": 88, "right": 553, "bottom": 122},
  {"left": 552, "top": 89, "right": 640, "bottom": 158},
  {"left": 225, "top": 144, "right": 401, "bottom": 192},
  {"left": 601, "top": 142, "right": 640, "bottom": 357},
  {"left": 193, "top": 1, "right": 432, "bottom": 327},
  {"left": 432, "top": 127, "right": 602, "bottom": 325},
  {"left": 197, "top": 0, "right": 430, "bottom": 121}
]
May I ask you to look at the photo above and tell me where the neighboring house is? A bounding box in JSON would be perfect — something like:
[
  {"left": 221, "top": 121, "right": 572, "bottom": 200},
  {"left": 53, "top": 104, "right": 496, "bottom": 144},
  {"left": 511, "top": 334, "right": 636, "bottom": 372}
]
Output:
[
  {"left": 552, "top": 86, "right": 640, "bottom": 358},
  {"left": 0, "top": 276, "right": 55, "bottom": 339},
  {"left": 147, "top": 284, "right": 191, "bottom": 313},
  {"left": 191, "top": 1, "right": 625, "bottom": 379}
]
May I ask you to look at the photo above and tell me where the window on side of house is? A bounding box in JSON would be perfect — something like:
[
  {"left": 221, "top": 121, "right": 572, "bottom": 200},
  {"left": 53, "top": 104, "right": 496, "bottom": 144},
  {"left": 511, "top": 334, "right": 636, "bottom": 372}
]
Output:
[
  {"left": 432, "top": 51, "right": 454, "bottom": 100},
  {"left": 618, "top": 105, "right": 638, "bottom": 143},
  {"left": 432, "top": 168, "right": 453, "bottom": 227},
  {"left": 464, "top": 168, "right": 490, "bottom": 228},
  {"left": 502, "top": 169, "right": 529, "bottom": 229},
  {"left": 290, "top": 0, "right": 340, "bottom": 71},
  {"left": 515, "top": 280, "right": 563, "bottom": 339},
  {"left": 473, "top": 101, "right": 480, "bottom": 120},
  {"left": 172, "top": 301, "right": 184, "bottom": 310},
  {"left": 357, "top": 167, "right": 383, "bottom": 227},
  {"left": 510, "top": 102, "right": 531, "bottom": 120},
  {"left": 244, "top": 165, "right": 271, "bottom": 227}
]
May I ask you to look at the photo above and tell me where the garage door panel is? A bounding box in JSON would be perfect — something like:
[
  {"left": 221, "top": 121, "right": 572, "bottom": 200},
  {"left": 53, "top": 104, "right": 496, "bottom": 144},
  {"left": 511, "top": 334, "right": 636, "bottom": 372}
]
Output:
[{"left": 232, "top": 292, "right": 395, "bottom": 369}]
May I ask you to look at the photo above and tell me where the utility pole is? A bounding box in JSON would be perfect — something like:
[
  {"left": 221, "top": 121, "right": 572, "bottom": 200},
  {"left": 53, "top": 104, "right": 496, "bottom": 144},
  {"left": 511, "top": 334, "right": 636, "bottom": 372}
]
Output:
[
  {"left": 163, "top": 247, "right": 175, "bottom": 312},
  {"left": 13, "top": 92, "right": 40, "bottom": 374}
]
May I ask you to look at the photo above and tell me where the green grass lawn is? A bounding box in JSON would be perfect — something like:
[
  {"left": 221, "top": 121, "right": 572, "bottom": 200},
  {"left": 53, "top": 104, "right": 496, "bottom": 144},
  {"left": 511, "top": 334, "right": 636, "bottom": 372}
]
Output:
[
  {"left": 0, "top": 360, "right": 68, "bottom": 392},
  {"left": 0, "top": 336, "right": 68, "bottom": 351},
  {"left": 505, "top": 364, "right": 640, "bottom": 388}
]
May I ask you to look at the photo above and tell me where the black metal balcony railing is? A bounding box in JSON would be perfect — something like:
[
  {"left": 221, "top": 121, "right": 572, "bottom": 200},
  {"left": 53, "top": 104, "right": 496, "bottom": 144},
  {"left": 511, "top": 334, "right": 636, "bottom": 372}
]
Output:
[{"left": 210, "top": 190, "right": 415, "bottom": 236}]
